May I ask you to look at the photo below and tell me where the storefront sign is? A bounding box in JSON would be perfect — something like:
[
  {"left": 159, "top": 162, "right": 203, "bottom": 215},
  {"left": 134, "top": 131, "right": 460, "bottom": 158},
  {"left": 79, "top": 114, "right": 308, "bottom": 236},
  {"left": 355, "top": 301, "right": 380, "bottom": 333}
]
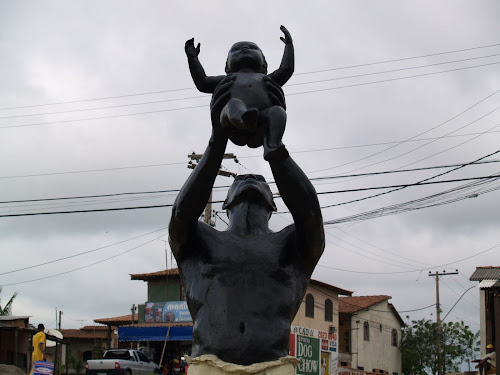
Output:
[
  {"left": 338, "top": 368, "right": 366, "bottom": 375},
  {"left": 291, "top": 325, "right": 339, "bottom": 375},
  {"left": 144, "top": 301, "right": 192, "bottom": 323},
  {"left": 296, "top": 335, "right": 320, "bottom": 375}
]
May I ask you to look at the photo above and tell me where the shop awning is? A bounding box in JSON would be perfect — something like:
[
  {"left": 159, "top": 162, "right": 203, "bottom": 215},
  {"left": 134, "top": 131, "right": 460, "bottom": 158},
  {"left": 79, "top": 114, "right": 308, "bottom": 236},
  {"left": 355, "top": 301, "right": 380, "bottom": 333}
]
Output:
[{"left": 118, "top": 325, "right": 193, "bottom": 342}]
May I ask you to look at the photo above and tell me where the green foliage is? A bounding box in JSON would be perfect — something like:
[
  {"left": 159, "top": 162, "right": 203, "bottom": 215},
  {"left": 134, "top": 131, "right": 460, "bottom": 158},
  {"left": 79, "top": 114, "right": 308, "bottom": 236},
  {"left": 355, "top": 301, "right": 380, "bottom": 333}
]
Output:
[
  {"left": 68, "top": 355, "right": 85, "bottom": 375},
  {"left": 0, "top": 287, "right": 18, "bottom": 315},
  {"left": 401, "top": 318, "right": 479, "bottom": 375}
]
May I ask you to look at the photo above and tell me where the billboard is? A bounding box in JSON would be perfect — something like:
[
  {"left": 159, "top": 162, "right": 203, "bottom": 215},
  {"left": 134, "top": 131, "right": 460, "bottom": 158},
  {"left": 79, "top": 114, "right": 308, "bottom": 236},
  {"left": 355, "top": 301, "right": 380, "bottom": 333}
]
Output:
[
  {"left": 291, "top": 325, "right": 339, "bottom": 375},
  {"left": 144, "top": 301, "right": 192, "bottom": 323}
]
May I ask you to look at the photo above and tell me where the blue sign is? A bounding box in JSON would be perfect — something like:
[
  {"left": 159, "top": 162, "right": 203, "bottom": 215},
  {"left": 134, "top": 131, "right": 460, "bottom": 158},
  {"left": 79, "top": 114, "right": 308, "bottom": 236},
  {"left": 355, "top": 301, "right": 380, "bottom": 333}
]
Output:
[{"left": 144, "top": 301, "right": 192, "bottom": 323}]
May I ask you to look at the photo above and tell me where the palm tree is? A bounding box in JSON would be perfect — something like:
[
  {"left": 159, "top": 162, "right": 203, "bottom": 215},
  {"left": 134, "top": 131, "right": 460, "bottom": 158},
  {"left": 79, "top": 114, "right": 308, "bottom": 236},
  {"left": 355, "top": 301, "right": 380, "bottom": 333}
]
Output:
[{"left": 0, "top": 287, "right": 18, "bottom": 315}]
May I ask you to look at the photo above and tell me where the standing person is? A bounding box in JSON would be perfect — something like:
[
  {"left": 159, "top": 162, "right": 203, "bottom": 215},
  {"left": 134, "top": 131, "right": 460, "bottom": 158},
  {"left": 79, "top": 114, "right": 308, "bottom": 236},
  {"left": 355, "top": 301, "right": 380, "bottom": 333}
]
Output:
[
  {"left": 473, "top": 344, "right": 496, "bottom": 375},
  {"left": 30, "top": 324, "right": 46, "bottom": 374}
]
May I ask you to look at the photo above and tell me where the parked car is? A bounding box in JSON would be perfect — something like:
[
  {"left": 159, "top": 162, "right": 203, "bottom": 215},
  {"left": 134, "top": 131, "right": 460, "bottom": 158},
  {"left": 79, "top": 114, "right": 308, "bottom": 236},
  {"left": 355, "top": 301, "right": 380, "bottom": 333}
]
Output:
[{"left": 86, "top": 349, "right": 160, "bottom": 375}]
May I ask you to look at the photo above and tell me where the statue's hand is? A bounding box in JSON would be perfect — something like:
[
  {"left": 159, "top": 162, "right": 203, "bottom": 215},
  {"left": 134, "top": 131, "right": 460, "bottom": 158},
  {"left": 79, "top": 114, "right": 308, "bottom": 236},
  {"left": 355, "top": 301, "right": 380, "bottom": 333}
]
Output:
[
  {"left": 280, "top": 25, "right": 293, "bottom": 45},
  {"left": 264, "top": 76, "right": 286, "bottom": 110},
  {"left": 185, "top": 38, "right": 201, "bottom": 58},
  {"left": 210, "top": 75, "right": 236, "bottom": 134}
]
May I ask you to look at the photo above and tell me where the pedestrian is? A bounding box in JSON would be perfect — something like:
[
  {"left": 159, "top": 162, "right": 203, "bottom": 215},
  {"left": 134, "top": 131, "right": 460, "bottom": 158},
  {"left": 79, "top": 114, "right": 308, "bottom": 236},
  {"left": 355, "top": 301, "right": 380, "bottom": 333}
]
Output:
[
  {"left": 473, "top": 344, "right": 496, "bottom": 375},
  {"left": 30, "top": 324, "right": 47, "bottom": 375}
]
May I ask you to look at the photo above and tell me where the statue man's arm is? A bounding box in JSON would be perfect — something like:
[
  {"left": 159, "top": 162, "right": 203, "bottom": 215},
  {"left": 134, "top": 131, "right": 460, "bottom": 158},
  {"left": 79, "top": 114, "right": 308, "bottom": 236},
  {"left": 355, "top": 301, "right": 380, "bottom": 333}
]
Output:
[
  {"left": 268, "top": 26, "right": 294, "bottom": 87},
  {"left": 185, "top": 38, "right": 225, "bottom": 93},
  {"left": 169, "top": 128, "right": 228, "bottom": 259},
  {"left": 269, "top": 151, "right": 325, "bottom": 270}
]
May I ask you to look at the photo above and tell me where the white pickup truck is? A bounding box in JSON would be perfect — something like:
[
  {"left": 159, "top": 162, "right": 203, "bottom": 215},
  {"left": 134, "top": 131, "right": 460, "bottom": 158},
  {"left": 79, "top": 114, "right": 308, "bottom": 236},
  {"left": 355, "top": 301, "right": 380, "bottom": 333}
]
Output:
[{"left": 85, "top": 349, "right": 161, "bottom": 375}]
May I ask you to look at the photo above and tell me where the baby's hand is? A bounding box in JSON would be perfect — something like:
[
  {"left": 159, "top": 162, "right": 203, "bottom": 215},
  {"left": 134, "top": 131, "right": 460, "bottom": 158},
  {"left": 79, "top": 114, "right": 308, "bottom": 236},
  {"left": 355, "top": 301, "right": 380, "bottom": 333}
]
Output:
[
  {"left": 185, "top": 38, "right": 201, "bottom": 58},
  {"left": 280, "top": 26, "right": 293, "bottom": 45}
]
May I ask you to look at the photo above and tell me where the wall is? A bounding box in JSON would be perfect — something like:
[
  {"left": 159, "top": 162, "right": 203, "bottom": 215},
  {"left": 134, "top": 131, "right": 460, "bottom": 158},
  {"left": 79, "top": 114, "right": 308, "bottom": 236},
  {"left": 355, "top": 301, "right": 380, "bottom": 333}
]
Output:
[
  {"left": 147, "top": 279, "right": 181, "bottom": 302},
  {"left": 292, "top": 284, "right": 339, "bottom": 337},
  {"left": 0, "top": 329, "right": 30, "bottom": 371},
  {"left": 350, "top": 301, "right": 401, "bottom": 375}
]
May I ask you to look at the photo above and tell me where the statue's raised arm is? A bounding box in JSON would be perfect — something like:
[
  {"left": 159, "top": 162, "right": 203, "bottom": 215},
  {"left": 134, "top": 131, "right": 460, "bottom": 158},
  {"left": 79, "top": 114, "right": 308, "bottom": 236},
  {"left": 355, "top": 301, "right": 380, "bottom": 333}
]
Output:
[
  {"left": 168, "top": 79, "right": 233, "bottom": 260},
  {"left": 268, "top": 25, "right": 295, "bottom": 87}
]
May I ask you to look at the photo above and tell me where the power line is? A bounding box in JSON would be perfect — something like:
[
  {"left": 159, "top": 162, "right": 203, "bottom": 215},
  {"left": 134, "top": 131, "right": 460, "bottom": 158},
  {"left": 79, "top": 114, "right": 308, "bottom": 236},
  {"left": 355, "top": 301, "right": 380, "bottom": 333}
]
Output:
[
  {"left": 307, "top": 88, "right": 500, "bottom": 174},
  {"left": 0, "top": 226, "right": 168, "bottom": 276},
  {"left": 1, "top": 175, "right": 498, "bottom": 217},
  {"left": 2, "top": 61, "right": 499, "bottom": 130},
  {"left": 319, "top": 147, "right": 500, "bottom": 209},
  {"left": 3, "top": 158, "right": 499, "bottom": 206},
  {"left": 1, "top": 230, "right": 169, "bottom": 287},
  {"left": 316, "top": 241, "right": 500, "bottom": 275},
  {"left": 2, "top": 42, "right": 498, "bottom": 111},
  {"left": 294, "top": 42, "right": 500, "bottom": 76},
  {"left": 2, "top": 139, "right": 499, "bottom": 182},
  {"left": 4, "top": 53, "right": 500, "bottom": 120},
  {"left": 289, "top": 53, "right": 500, "bottom": 88}
]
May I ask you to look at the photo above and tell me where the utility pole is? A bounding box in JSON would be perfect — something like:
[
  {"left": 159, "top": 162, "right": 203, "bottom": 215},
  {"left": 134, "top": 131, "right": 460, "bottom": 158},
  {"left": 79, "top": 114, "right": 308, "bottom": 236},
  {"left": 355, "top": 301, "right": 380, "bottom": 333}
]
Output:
[
  {"left": 58, "top": 311, "right": 62, "bottom": 330},
  {"left": 188, "top": 152, "right": 238, "bottom": 226},
  {"left": 159, "top": 239, "right": 170, "bottom": 300},
  {"left": 428, "top": 269, "right": 458, "bottom": 375}
]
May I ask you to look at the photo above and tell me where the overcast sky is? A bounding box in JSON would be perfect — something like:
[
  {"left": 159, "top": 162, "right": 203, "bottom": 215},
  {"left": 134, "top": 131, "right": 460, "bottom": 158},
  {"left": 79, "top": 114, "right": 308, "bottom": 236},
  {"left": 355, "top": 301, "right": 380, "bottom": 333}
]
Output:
[{"left": 1, "top": 1, "right": 499, "bottom": 336}]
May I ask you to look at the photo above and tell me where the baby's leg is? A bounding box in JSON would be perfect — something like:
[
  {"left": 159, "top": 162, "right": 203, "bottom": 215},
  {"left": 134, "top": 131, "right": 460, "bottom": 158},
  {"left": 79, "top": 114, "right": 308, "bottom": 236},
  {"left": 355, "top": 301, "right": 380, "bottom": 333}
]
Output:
[
  {"left": 263, "top": 106, "right": 287, "bottom": 161},
  {"left": 220, "top": 98, "right": 258, "bottom": 131}
]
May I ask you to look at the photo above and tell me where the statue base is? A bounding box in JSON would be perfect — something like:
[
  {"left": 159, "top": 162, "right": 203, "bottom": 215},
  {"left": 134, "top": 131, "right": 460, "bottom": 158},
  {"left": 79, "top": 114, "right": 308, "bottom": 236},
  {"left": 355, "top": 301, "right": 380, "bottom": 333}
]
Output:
[{"left": 186, "top": 355, "right": 299, "bottom": 375}]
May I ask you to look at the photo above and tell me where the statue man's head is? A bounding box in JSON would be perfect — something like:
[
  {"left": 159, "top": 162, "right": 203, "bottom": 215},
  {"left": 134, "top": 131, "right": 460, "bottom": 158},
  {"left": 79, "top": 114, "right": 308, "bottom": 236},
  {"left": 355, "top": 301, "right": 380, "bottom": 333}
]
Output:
[
  {"left": 222, "top": 174, "right": 277, "bottom": 216},
  {"left": 225, "top": 41, "right": 268, "bottom": 74}
]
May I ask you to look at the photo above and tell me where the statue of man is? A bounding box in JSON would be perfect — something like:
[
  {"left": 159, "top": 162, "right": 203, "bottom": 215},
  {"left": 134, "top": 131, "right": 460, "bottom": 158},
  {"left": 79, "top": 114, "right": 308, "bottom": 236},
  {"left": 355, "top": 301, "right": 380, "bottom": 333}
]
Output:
[{"left": 169, "top": 76, "right": 325, "bottom": 374}]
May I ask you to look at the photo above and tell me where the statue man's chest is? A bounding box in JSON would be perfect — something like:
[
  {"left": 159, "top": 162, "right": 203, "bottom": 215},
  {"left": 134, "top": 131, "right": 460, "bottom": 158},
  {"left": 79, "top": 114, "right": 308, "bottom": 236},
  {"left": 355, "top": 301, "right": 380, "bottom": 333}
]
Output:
[{"left": 197, "top": 232, "right": 293, "bottom": 281}]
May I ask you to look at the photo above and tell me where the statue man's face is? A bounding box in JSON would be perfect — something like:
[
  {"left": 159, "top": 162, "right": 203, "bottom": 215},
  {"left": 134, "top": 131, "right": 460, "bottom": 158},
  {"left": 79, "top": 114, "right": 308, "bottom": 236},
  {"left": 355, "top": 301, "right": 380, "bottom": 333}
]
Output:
[
  {"left": 226, "top": 42, "right": 266, "bottom": 73},
  {"left": 223, "top": 174, "right": 276, "bottom": 212}
]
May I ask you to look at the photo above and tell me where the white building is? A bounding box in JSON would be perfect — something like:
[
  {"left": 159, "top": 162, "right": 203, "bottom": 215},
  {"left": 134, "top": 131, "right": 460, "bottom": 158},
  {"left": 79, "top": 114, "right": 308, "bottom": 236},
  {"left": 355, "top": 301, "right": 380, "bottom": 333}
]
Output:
[
  {"left": 338, "top": 295, "right": 404, "bottom": 375},
  {"left": 469, "top": 266, "right": 499, "bottom": 362}
]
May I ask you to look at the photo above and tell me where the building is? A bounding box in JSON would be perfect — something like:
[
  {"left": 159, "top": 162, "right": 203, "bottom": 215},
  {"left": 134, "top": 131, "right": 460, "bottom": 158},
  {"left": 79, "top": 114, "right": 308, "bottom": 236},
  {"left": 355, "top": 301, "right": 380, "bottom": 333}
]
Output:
[
  {"left": 0, "top": 316, "right": 35, "bottom": 372},
  {"left": 121, "top": 267, "right": 403, "bottom": 375},
  {"left": 469, "top": 266, "right": 499, "bottom": 357},
  {"left": 59, "top": 325, "right": 118, "bottom": 362},
  {"left": 338, "top": 295, "right": 404, "bottom": 375}
]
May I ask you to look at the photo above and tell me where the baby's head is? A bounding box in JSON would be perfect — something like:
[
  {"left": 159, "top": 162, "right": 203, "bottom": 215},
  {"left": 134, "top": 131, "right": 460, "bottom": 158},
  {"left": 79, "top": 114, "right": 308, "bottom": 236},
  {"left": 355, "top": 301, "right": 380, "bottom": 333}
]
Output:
[{"left": 225, "top": 41, "right": 268, "bottom": 74}]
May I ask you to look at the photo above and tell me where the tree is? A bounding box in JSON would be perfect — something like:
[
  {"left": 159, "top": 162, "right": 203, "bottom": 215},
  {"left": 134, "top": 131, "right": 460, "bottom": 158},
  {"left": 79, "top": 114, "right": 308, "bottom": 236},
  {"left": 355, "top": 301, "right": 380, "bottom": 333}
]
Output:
[
  {"left": 0, "top": 287, "right": 18, "bottom": 315},
  {"left": 401, "top": 318, "right": 479, "bottom": 375}
]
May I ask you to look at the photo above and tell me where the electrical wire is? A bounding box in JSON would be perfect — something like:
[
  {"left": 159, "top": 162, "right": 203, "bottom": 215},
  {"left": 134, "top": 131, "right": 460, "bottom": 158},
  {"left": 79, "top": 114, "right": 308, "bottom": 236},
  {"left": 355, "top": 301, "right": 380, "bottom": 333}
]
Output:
[
  {"left": 1, "top": 229, "right": 169, "bottom": 287},
  {"left": 0, "top": 226, "right": 169, "bottom": 276},
  {"left": 3, "top": 52, "right": 500, "bottom": 121},
  {"left": 2, "top": 42, "right": 498, "bottom": 111},
  {"left": 2, "top": 61, "right": 499, "bottom": 130}
]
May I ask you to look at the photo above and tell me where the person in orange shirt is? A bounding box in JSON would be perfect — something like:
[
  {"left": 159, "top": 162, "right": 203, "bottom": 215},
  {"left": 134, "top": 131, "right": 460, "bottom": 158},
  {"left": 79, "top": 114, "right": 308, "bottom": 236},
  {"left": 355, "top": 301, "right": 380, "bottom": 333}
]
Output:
[{"left": 30, "top": 324, "right": 46, "bottom": 375}]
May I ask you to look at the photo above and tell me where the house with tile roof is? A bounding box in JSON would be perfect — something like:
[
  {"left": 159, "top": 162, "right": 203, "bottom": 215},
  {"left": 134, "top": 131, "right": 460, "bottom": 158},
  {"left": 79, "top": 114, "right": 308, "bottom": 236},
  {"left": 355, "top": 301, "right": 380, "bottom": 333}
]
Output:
[
  {"left": 59, "top": 325, "right": 117, "bottom": 362},
  {"left": 338, "top": 295, "right": 404, "bottom": 375},
  {"left": 469, "top": 266, "right": 500, "bottom": 357}
]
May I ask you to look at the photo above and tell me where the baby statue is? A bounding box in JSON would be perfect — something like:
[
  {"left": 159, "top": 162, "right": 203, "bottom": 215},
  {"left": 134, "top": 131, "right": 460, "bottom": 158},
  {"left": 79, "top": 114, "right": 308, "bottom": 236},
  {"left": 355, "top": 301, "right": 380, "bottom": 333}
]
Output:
[{"left": 185, "top": 26, "right": 294, "bottom": 160}]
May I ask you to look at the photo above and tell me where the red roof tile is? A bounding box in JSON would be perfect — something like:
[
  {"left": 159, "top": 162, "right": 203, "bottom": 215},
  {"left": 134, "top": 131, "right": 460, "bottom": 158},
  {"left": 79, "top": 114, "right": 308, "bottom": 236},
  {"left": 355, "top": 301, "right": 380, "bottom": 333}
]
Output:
[
  {"left": 130, "top": 268, "right": 180, "bottom": 281},
  {"left": 339, "top": 295, "right": 391, "bottom": 314},
  {"left": 60, "top": 328, "right": 111, "bottom": 340},
  {"left": 94, "top": 314, "right": 137, "bottom": 325}
]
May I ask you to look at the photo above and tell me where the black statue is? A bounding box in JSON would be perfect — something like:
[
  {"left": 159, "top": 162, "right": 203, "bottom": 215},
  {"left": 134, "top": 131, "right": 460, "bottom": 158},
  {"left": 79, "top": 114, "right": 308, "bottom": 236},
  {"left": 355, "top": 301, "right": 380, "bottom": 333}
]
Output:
[
  {"left": 169, "top": 27, "right": 325, "bottom": 375},
  {"left": 185, "top": 25, "right": 294, "bottom": 160}
]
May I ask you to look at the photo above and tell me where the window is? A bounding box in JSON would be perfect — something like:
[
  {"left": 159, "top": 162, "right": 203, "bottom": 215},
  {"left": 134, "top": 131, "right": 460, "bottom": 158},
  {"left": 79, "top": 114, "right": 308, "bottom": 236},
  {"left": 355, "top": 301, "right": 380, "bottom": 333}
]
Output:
[
  {"left": 137, "top": 352, "right": 150, "bottom": 363},
  {"left": 391, "top": 329, "right": 398, "bottom": 347},
  {"left": 305, "top": 293, "right": 314, "bottom": 318},
  {"left": 325, "top": 299, "right": 333, "bottom": 322},
  {"left": 363, "top": 321, "right": 370, "bottom": 341}
]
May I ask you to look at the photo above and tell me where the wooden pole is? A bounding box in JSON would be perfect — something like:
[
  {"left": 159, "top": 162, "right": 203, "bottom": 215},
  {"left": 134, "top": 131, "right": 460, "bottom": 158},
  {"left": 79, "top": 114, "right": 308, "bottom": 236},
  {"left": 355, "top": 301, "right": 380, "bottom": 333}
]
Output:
[{"left": 159, "top": 326, "right": 171, "bottom": 369}]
